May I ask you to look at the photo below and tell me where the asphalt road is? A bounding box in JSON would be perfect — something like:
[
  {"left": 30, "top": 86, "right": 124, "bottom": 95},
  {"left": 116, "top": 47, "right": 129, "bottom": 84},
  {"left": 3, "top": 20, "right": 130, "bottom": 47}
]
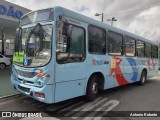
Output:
[
  {"left": 0, "top": 67, "right": 17, "bottom": 98},
  {"left": 0, "top": 73, "right": 160, "bottom": 120}
]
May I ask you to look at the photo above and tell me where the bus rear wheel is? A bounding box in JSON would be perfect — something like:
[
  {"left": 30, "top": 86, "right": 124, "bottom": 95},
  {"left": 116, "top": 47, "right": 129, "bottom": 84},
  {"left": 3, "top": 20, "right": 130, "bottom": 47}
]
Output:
[
  {"left": 86, "top": 75, "right": 99, "bottom": 101},
  {"left": 138, "top": 70, "right": 147, "bottom": 86}
]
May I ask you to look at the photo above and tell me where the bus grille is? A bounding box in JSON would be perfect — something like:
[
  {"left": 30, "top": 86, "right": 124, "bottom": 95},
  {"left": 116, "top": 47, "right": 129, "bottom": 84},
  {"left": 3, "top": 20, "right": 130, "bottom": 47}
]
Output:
[
  {"left": 16, "top": 69, "right": 37, "bottom": 78},
  {"left": 18, "top": 85, "right": 30, "bottom": 93},
  {"left": 18, "top": 78, "right": 34, "bottom": 85}
]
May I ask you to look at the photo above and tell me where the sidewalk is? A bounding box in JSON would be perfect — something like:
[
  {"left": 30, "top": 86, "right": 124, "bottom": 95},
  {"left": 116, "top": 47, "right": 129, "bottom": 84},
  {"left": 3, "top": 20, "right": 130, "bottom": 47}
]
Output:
[{"left": 0, "top": 67, "right": 17, "bottom": 98}]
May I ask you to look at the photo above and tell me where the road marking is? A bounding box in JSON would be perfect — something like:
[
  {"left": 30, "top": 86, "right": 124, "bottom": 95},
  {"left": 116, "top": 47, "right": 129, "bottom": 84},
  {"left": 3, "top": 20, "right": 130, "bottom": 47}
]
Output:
[
  {"left": 82, "top": 100, "right": 119, "bottom": 120},
  {"left": 21, "top": 96, "right": 119, "bottom": 120},
  {"left": 71, "top": 97, "right": 108, "bottom": 119},
  {"left": 93, "top": 100, "right": 119, "bottom": 120},
  {"left": 64, "top": 97, "right": 102, "bottom": 117}
]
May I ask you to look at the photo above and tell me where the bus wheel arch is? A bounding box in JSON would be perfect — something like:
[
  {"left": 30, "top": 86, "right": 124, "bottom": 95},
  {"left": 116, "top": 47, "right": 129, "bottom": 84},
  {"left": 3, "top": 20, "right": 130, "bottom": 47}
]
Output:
[{"left": 85, "top": 72, "right": 105, "bottom": 101}]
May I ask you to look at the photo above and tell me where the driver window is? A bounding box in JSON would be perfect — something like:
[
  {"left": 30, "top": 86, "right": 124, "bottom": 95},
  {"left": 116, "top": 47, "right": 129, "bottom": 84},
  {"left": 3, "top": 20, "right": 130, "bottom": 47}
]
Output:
[
  {"left": 27, "top": 34, "right": 36, "bottom": 57},
  {"left": 56, "top": 23, "right": 85, "bottom": 64}
]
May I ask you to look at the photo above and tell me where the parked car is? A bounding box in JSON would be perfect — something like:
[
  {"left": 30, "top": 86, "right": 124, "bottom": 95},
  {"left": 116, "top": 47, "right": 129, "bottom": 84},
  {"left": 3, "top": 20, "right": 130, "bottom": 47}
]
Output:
[{"left": 0, "top": 54, "right": 11, "bottom": 69}]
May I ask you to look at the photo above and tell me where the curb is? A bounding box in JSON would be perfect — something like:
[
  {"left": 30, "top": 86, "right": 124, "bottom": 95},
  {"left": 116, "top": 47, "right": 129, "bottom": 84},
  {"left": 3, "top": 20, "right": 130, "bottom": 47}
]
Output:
[{"left": 0, "top": 93, "right": 21, "bottom": 102}]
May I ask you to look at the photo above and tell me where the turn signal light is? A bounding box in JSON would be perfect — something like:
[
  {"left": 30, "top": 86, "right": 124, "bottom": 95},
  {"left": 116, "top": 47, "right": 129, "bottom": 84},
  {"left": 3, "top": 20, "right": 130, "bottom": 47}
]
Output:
[
  {"left": 45, "top": 74, "right": 50, "bottom": 78},
  {"left": 35, "top": 92, "right": 45, "bottom": 98}
]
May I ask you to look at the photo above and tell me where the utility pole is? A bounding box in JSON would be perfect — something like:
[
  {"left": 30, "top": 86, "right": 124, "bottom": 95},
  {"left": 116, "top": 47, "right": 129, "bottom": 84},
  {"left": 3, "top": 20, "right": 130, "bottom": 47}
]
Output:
[
  {"left": 107, "top": 17, "right": 117, "bottom": 26},
  {"left": 1, "top": 28, "right": 5, "bottom": 55}
]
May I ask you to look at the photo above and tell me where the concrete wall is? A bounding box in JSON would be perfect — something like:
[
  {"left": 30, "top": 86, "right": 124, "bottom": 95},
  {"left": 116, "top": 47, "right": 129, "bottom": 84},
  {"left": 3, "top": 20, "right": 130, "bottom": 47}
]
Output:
[{"left": 0, "top": 0, "right": 31, "bottom": 56}]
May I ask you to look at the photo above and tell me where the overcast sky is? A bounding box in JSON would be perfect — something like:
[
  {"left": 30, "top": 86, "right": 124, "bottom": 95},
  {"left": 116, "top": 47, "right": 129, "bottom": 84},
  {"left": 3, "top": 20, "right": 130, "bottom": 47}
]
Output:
[{"left": 6, "top": 0, "right": 160, "bottom": 42}]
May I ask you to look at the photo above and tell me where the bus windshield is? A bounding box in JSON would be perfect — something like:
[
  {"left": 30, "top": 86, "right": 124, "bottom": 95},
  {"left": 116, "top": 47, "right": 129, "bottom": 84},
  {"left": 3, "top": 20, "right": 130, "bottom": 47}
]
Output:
[{"left": 13, "top": 24, "right": 52, "bottom": 67}]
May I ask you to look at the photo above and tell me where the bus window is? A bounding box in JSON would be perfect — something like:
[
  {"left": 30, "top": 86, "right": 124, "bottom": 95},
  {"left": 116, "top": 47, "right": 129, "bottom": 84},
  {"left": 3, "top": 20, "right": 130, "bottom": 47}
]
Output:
[
  {"left": 88, "top": 25, "right": 106, "bottom": 54},
  {"left": 56, "top": 24, "right": 85, "bottom": 63},
  {"left": 152, "top": 45, "right": 158, "bottom": 58},
  {"left": 145, "top": 43, "right": 152, "bottom": 58},
  {"left": 136, "top": 40, "right": 145, "bottom": 57},
  {"left": 108, "top": 31, "right": 123, "bottom": 56},
  {"left": 124, "top": 37, "right": 136, "bottom": 57}
]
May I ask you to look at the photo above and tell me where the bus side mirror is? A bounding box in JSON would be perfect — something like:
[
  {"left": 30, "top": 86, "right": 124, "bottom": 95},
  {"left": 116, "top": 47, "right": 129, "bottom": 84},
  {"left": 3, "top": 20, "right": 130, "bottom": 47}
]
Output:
[
  {"left": 62, "top": 22, "right": 73, "bottom": 38},
  {"left": 67, "top": 25, "right": 73, "bottom": 38},
  {"left": 62, "top": 21, "right": 68, "bottom": 35},
  {"left": 65, "top": 25, "right": 73, "bottom": 52},
  {"left": 15, "top": 27, "right": 22, "bottom": 53},
  {"left": 15, "top": 28, "right": 19, "bottom": 52},
  {"left": 57, "top": 15, "right": 69, "bottom": 36}
]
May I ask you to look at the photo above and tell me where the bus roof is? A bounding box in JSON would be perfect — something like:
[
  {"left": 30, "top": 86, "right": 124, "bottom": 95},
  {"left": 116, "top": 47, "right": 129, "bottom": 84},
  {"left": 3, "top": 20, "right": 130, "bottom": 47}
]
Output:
[
  {"left": 22, "top": 6, "right": 158, "bottom": 46},
  {"left": 59, "top": 6, "right": 157, "bottom": 46}
]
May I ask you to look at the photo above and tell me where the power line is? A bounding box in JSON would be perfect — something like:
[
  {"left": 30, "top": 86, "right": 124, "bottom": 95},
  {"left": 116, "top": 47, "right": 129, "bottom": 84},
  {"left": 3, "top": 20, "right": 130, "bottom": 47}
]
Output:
[{"left": 105, "top": 3, "right": 160, "bottom": 16}]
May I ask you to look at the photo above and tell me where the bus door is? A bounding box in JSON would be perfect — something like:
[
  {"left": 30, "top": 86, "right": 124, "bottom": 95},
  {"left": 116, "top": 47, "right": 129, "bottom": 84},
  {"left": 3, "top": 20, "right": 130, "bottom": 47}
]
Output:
[{"left": 55, "top": 23, "right": 87, "bottom": 102}]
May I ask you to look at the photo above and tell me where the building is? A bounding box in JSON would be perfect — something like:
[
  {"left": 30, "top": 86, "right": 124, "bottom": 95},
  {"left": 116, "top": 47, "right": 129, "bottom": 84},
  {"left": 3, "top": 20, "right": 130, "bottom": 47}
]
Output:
[{"left": 0, "top": 0, "right": 31, "bottom": 56}]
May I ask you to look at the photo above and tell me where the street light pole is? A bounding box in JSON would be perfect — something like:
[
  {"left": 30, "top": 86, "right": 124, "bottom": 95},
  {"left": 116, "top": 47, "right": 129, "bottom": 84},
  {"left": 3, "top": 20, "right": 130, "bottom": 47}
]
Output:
[
  {"left": 107, "top": 17, "right": 117, "bottom": 26},
  {"left": 95, "top": 13, "right": 104, "bottom": 22},
  {"left": 1, "top": 28, "right": 5, "bottom": 55},
  {"left": 101, "top": 13, "right": 104, "bottom": 22}
]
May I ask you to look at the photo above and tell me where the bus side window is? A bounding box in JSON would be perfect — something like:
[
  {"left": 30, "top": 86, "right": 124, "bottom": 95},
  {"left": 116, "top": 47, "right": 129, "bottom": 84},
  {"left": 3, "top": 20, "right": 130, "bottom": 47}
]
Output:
[
  {"left": 108, "top": 31, "right": 123, "bottom": 56},
  {"left": 88, "top": 25, "right": 106, "bottom": 54},
  {"left": 152, "top": 45, "right": 158, "bottom": 58},
  {"left": 136, "top": 40, "right": 145, "bottom": 57},
  {"left": 124, "top": 36, "right": 136, "bottom": 57},
  {"left": 56, "top": 23, "right": 86, "bottom": 63},
  {"left": 145, "top": 43, "right": 152, "bottom": 58}
]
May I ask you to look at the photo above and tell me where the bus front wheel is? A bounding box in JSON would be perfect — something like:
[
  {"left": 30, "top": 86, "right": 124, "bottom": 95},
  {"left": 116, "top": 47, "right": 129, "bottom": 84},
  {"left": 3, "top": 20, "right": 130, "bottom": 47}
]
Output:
[
  {"left": 86, "top": 75, "right": 99, "bottom": 101},
  {"left": 138, "top": 70, "right": 147, "bottom": 86}
]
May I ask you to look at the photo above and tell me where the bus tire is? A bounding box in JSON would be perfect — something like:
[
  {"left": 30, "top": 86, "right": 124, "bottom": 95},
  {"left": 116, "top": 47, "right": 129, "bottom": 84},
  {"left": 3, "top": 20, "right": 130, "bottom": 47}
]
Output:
[
  {"left": 138, "top": 70, "right": 147, "bottom": 86},
  {"left": 86, "top": 75, "right": 99, "bottom": 101},
  {"left": 0, "top": 63, "right": 6, "bottom": 70}
]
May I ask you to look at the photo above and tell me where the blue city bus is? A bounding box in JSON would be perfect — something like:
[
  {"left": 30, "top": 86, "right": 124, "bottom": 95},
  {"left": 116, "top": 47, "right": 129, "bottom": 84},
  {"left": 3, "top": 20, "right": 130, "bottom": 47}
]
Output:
[{"left": 11, "top": 6, "right": 159, "bottom": 104}]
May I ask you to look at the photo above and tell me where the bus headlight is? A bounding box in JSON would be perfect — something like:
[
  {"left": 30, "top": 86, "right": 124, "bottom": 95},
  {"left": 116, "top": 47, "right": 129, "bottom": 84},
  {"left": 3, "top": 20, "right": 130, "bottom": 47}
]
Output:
[{"left": 34, "top": 76, "right": 49, "bottom": 88}]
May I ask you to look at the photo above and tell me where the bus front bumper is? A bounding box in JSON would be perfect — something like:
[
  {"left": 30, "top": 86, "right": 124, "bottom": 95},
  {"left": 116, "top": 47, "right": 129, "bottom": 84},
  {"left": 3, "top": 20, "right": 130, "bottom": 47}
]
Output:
[{"left": 11, "top": 78, "right": 54, "bottom": 104}]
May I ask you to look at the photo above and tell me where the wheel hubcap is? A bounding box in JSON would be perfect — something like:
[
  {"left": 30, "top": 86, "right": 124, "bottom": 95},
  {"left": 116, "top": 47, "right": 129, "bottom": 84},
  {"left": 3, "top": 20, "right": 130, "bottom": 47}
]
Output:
[
  {"left": 142, "top": 74, "right": 145, "bottom": 83},
  {"left": 0, "top": 64, "right": 5, "bottom": 69},
  {"left": 92, "top": 82, "right": 98, "bottom": 94}
]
